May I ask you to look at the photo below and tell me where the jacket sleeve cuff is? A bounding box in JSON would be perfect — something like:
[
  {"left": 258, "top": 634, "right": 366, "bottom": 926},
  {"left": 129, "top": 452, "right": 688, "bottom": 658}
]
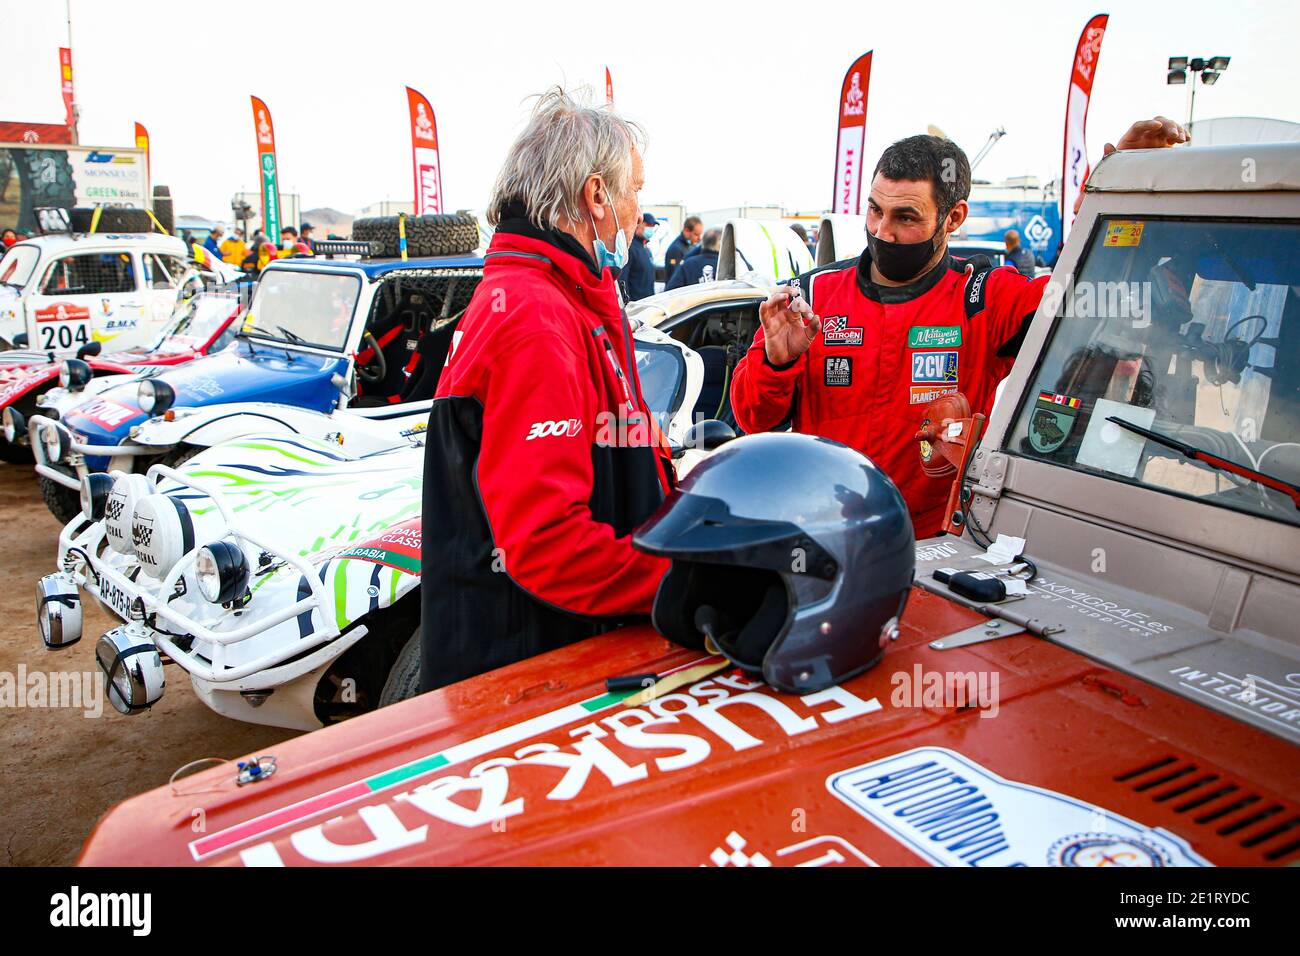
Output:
[{"left": 763, "top": 352, "right": 805, "bottom": 374}]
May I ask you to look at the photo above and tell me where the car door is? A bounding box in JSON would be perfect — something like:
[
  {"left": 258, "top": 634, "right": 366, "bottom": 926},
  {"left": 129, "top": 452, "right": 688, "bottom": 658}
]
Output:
[{"left": 26, "top": 249, "right": 146, "bottom": 353}]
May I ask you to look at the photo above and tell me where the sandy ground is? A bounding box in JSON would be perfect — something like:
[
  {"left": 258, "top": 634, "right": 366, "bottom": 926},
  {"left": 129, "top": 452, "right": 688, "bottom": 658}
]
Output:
[{"left": 0, "top": 464, "right": 297, "bottom": 865}]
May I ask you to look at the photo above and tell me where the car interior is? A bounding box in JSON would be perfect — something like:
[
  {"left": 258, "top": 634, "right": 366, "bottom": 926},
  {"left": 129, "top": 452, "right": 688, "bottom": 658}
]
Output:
[{"left": 658, "top": 301, "right": 761, "bottom": 431}]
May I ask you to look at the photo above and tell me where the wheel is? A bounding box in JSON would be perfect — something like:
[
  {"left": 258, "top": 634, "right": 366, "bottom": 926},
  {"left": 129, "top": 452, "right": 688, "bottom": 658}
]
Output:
[
  {"left": 158, "top": 445, "right": 200, "bottom": 470},
  {"left": 13, "top": 149, "right": 76, "bottom": 234},
  {"left": 378, "top": 627, "right": 422, "bottom": 707},
  {"left": 69, "top": 206, "right": 155, "bottom": 234},
  {"left": 151, "top": 189, "right": 174, "bottom": 235},
  {"left": 39, "top": 474, "right": 81, "bottom": 525},
  {"left": 351, "top": 213, "right": 479, "bottom": 258}
]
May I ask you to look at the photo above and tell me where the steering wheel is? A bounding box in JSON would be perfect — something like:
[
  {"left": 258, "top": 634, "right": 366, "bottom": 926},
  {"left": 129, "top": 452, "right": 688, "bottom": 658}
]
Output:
[
  {"left": 1201, "top": 314, "right": 1268, "bottom": 387},
  {"left": 355, "top": 331, "right": 388, "bottom": 385}
]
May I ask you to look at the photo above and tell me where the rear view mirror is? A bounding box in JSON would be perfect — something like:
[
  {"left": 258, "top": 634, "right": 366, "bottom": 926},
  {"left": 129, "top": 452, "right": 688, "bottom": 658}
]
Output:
[
  {"left": 674, "top": 419, "right": 736, "bottom": 457},
  {"left": 77, "top": 341, "right": 103, "bottom": 360},
  {"left": 12, "top": 332, "right": 28, "bottom": 348}
]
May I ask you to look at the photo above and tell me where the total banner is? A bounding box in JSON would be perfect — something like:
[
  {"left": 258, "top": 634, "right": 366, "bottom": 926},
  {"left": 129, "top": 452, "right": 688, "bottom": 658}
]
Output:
[
  {"left": 406, "top": 87, "right": 443, "bottom": 216},
  {"left": 250, "top": 94, "right": 281, "bottom": 244},
  {"left": 134, "top": 122, "right": 150, "bottom": 179},
  {"left": 1060, "top": 13, "right": 1108, "bottom": 246},
  {"left": 832, "top": 51, "right": 872, "bottom": 216},
  {"left": 59, "top": 47, "right": 75, "bottom": 129}
]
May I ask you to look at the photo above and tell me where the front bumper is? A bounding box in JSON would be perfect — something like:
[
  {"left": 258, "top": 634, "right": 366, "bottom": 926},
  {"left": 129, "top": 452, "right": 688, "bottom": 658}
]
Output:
[{"left": 28, "top": 413, "right": 160, "bottom": 489}]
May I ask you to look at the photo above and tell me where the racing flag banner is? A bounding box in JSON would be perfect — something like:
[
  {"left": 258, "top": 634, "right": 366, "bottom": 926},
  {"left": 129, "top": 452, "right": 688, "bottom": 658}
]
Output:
[
  {"left": 605, "top": 66, "right": 614, "bottom": 105},
  {"left": 250, "top": 95, "right": 281, "bottom": 244},
  {"left": 1060, "top": 13, "right": 1108, "bottom": 245},
  {"left": 832, "top": 51, "right": 872, "bottom": 215},
  {"left": 134, "top": 122, "right": 150, "bottom": 179},
  {"left": 59, "top": 47, "right": 75, "bottom": 129},
  {"left": 406, "top": 86, "right": 443, "bottom": 215}
]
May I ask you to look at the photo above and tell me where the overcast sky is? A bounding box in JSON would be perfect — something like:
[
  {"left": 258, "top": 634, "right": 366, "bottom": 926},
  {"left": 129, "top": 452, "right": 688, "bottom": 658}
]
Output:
[{"left": 2, "top": 0, "right": 1297, "bottom": 221}]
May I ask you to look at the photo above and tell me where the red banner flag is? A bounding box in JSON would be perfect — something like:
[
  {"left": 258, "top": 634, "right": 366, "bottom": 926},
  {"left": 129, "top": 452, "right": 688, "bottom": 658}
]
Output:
[
  {"left": 605, "top": 67, "right": 614, "bottom": 105},
  {"left": 59, "top": 47, "right": 75, "bottom": 129},
  {"left": 831, "top": 51, "right": 872, "bottom": 215},
  {"left": 406, "top": 86, "right": 443, "bottom": 216},
  {"left": 0, "top": 121, "right": 71, "bottom": 143},
  {"left": 1060, "top": 13, "right": 1108, "bottom": 244},
  {"left": 250, "top": 95, "right": 282, "bottom": 244},
  {"left": 134, "top": 122, "right": 150, "bottom": 179}
]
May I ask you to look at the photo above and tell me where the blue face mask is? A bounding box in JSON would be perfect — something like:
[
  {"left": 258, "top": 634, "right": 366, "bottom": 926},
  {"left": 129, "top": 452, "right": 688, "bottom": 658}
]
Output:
[
  {"left": 590, "top": 195, "right": 628, "bottom": 272},
  {"left": 643, "top": 226, "right": 656, "bottom": 240}
]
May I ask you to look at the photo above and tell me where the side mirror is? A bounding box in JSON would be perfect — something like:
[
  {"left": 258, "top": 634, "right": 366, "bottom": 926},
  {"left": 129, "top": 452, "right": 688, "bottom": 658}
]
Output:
[
  {"left": 77, "top": 341, "right": 103, "bottom": 360},
  {"left": 675, "top": 419, "right": 736, "bottom": 458},
  {"left": 13, "top": 332, "right": 28, "bottom": 348}
]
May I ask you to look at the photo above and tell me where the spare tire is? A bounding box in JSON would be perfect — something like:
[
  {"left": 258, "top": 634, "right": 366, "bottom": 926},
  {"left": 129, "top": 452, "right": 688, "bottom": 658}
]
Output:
[
  {"left": 69, "top": 206, "right": 155, "bottom": 234},
  {"left": 351, "top": 212, "right": 479, "bottom": 258},
  {"left": 151, "top": 197, "right": 175, "bottom": 236}
]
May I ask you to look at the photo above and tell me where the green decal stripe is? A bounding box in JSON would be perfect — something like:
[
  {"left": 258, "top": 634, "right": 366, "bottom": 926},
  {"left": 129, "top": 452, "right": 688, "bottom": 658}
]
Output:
[
  {"left": 581, "top": 690, "right": 637, "bottom": 712},
  {"left": 333, "top": 560, "right": 349, "bottom": 625},
  {"left": 757, "top": 222, "right": 780, "bottom": 278},
  {"left": 367, "top": 754, "right": 449, "bottom": 792},
  {"left": 226, "top": 441, "right": 328, "bottom": 465}
]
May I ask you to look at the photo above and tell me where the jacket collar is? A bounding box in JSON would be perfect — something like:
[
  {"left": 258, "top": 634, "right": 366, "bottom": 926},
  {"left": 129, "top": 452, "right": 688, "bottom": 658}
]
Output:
[{"left": 855, "top": 246, "right": 953, "bottom": 304}]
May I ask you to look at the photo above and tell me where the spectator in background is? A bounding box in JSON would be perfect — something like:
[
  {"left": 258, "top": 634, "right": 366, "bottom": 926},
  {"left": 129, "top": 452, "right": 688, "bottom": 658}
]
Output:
[
  {"left": 791, "top": 222, "right": 816, "bottom": 259},
  {"left": 1004, "top": 229, "right": 1035, "bottom": 277},
  {"left": 300, "top": 221, "right": 316, "bottom": 253},
  {"left": 280, "top": 225, "right": 299, "bottom": 252},
  {"left": 204, "top": 226, "right": 224, "bottom": 258},
  {"left": 664, "top": 215, "right": 701, "bottom": 278},
  {"left": 623, "top": 212, "right": 657, "bottom": 300},
  {"left": 250, "top": 229, "right": 267, "bottom": 248},
  {"left": 665, "top": 226, "right": 721, "bottom": 289},
  {"left": 220, "top": 228, "right": 247, "bottom": 266},
  {"left": 2, "top": 229, "right": 16, "bottom": 248}
]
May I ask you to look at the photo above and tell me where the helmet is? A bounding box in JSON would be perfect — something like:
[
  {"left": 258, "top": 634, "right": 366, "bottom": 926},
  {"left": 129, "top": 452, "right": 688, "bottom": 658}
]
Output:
[{"left": 634, "top": 432, "right": 915, "bottom": 693}]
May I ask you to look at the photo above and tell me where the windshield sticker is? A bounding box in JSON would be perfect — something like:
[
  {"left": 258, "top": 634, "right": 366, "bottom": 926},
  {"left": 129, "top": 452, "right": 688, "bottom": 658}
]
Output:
[
  {"left": 828, "top": 747, "right": 1209, "bottom": 867},
  {"left": 908, "top": 326, "right": 962, "bottom": 348},
  {"left": 1075, "top": 398, "right": 1155, "bottom": 477},
  {"left": 193, "top": 670, "right": 882, "bottom": 864},
  {"left": 1028, "top": 391, "right": 1081, "bottom": 453},
  {"left": 1168, "top": 666, "right": 1300, "bottom": 736},
  {"left": 1103, "top": 221, "right": 1145, "bottom": 248}
]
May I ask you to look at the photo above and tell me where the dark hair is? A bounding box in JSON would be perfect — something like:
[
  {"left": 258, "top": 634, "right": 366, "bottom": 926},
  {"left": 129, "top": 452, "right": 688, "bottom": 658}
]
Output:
[
  {"left": 683, "top": 215, "right": 702, "bottom": 232},
  {"left": 873, "top": 134, "right": 971, "bottom": 224}
]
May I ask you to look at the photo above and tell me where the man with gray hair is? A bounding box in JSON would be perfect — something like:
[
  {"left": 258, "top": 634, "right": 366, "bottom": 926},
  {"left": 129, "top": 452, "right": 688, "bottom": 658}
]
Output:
[
  {"left": 419, "top": 88, "right": 672, "bottom": 693},
  {"left": 665, "top": 226, "right": 721, "bottom": 289}
]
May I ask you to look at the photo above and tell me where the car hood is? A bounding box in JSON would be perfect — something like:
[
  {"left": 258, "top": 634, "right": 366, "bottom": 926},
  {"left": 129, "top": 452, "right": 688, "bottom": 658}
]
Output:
[
  {"left": 77, "top": 587, "right": 1297, "bottom": 867},
  {"left": 61, "top": 341, "right": 346, "bottom": 445}
]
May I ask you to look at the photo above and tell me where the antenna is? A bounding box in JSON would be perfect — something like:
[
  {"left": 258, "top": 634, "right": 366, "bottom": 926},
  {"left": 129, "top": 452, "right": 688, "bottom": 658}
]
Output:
[{"left": 970, "top": 127, "right": 1007, "bottom": 172}]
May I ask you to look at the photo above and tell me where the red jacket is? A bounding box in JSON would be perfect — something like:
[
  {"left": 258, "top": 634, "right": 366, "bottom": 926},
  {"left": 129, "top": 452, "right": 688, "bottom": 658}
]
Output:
[
  {"left": 421, "top": 220, "right": 672, "bottom": 690},
  {"left": 731, "top": 253, "right": 1048, "bottom": 538}
]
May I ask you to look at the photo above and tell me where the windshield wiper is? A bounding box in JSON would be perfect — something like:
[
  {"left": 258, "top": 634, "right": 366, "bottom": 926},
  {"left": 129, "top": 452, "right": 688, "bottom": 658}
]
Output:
[
  {"left": 237, "top": 322, "right": 295, "bottom": 361},
  {"left": 276, "top": 325, "right": 306, "bottom": 344},
  {"left": 1106, "top": 416, "right": 1300, "bottom": 509}
]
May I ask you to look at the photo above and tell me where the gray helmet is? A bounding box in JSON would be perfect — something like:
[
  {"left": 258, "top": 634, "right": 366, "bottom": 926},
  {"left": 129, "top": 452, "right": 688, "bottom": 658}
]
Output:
[{"left": 634, "top": 432, "right": 915, "bottom": 693}]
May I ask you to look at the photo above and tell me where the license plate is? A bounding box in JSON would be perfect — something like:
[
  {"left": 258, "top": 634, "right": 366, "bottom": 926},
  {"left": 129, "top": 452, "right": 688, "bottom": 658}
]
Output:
[{"left": 98, "top": 577, "right": 134, "bottom": 620}]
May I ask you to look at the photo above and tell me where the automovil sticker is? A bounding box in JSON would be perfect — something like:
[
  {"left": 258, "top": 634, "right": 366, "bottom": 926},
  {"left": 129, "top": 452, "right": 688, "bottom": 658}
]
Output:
[
  {"left": 1027, "top": 390, "right": 1080, "bottom": 453},
  {"left": 911, "top": 350, "right": 958, "bottom": 384},
  {"left": 908, "top": 325, "right": 962, "bottom": 349},
  {"left": 1103, "top": 221, "right": 1145, "bottom": 248},
  {"left": 825, "top": 356, "right": 852, "bottom": 387},
  {"left": 827, "top": 747, "right": 1210, "bottom": 867}
]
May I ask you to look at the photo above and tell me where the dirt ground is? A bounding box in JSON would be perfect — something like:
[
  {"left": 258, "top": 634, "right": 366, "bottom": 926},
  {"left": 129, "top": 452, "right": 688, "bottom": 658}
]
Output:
[{"left": 0, "top": 464, "right": 297, "bottom": 865}]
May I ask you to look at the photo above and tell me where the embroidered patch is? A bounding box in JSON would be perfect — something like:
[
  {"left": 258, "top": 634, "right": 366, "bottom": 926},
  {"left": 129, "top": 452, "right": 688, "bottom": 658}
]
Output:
[
  {"left": 911, "top": 350, "right": 959, "bottom": 383},
  {"left": 909, "top": 385, "right": 957, "bottom": 405},
  {"left": 821, "top": 314, "right": 863, "bottom": 347},
  {"left": 907, "top": 325, "right": 962, "bottom": 348},
  {"left": 824, "top": 356, "right": 853, "bottom": 387}
]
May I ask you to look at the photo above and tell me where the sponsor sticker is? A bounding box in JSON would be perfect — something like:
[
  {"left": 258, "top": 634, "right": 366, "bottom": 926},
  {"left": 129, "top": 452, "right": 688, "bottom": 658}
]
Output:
[
  {"left": 822, "top": 315, "right": 863, "bottom": 347},
  {"left": 1103, "top": 220, "right": 1145, "bottom": 247},
  {"left": 1028, "top": 390, "right": 1080, "bottom": 454},
  {"left": 332, "top": 518, "right": 421, "bottom": 575},
  {"left": 526, "top": 418, "right": 583, "bottom": 440},
  {"left": 911, "top": 350, "right": 959, "bottom": 384},
  {"left": 824, "top": 356, "right": 852, "bottom": 387},
  {"left": 909, "top": 385, "right": 957, "bottom": 405},
  {"left": 827, "top": 747, "right": 1209, "bottom": 867},
  {"left": 76, "top": 398, "right": 139, "bottom": 429},
  {"left": 908, "top": 326, "right": 961, "bottom": 348}
]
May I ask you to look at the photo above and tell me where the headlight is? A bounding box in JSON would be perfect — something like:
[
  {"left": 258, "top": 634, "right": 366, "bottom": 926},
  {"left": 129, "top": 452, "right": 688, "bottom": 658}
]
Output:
[
  {"left": 96, "top": 625, "right": 165, "bottom": 714},
  {"left": 137, "top": 379, "right": 176, "bottom": 416},
  {"left": 79, "top": 472, "right": 114, "bottom": 521},
  {"left": 195, "top": 540, "right": 250, "bottom": 604},
  {"left": 2, "top": 406, "right": 24, "bottom": 443},
  {"left": 36, "top": 574, "right": 82, "bottom": 649},
  {"left": 59, "top": 358, "right": 92, "bottom": 391},
  {"left": 130, "top": 493, "right": 195, "bottom": 577},
  {"left": 39, "top": 422, "right": 70, "bottom": 463},
  {"left": 103, "top": 473, "right": 151, "bottom": 554}
]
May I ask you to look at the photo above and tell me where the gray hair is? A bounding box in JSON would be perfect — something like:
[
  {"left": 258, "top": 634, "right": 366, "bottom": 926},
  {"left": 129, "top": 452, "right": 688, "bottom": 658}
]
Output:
[
  {"left": 487, "top": 87, "right": 645, "bottom": 230},
  {"left": 701, "top": 226, "right": 722, "bottom": 252}
]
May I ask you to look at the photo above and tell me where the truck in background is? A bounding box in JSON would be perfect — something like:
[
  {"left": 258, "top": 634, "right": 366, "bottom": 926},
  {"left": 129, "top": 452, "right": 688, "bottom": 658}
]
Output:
[{"left": 0, "top": 143, "right": 152, "bottom": 236}]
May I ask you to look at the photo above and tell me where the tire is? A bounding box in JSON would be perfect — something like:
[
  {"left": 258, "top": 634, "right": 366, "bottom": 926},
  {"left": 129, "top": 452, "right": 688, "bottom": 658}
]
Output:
[
  {"left": 69, "top": 206, "right": 155, "bottom": 234},
  {"left": 151, "top": 191, "right": 174, "bottom": 235},
  {"left": 39, "top": 474, "right": 81, "bottom": 525},
  {"left": 13, "top": 149, "right": 76, "bottom": 234},
  {"left": 159, "top": 445, "right": 200, "bottom": 470},
  {"left": 351, "top": 212, "right": 479, "bottom": 258},
  {"left": 378, "top": 627, "right": 422, "bottom": 707}
]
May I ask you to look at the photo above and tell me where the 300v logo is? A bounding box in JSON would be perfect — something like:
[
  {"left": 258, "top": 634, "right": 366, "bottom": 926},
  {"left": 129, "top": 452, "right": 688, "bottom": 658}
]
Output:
[{"left": 526, "top": 419, "right": 583, "bottom": 440}]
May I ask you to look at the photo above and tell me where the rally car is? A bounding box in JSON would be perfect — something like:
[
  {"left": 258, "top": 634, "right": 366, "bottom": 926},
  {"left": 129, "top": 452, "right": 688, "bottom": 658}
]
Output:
[
  {"left": 26, "top": 241, "right": 483, "bottom": 522},
  {"left": 38, "top": 317, "right": 713, "bottom": 730},
  {"left": 0, "top": 289, "right": 244, "bottom": 465},
  {"left": 71, "top": 142, "right": 1300, "bottom": 867}
]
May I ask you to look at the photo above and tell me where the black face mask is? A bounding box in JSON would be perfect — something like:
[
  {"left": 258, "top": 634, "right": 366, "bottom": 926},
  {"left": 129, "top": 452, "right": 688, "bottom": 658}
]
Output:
[{"left": 866, "top": 221, "right": 945, "bottom": 283}]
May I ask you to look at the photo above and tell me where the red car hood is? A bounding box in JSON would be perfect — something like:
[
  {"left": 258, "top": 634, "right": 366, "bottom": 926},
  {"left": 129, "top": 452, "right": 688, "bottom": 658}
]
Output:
[
  {"left": 78, "top": 590, "right": 1298, "bottom": 867},
  {"left": 0, "top": 344, "right": 202, "bottom": 408}
]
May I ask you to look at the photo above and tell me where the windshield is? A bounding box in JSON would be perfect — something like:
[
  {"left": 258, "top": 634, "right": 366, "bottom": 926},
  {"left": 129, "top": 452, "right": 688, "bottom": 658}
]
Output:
[
  {"left": 635, "top": 340, "right": 686, "bottom": 430},
  {"left": 243, "top": 269, "right": 361, "bottom": 350},
  {"left": 0, "top": 245, "right": 39, "bottom": 288},
  {"left": 1009, "top": 217, "right": 1300, "bottom": 527},
  {"left": 151, "top": 293, "right": 241, "bottom": 350}
]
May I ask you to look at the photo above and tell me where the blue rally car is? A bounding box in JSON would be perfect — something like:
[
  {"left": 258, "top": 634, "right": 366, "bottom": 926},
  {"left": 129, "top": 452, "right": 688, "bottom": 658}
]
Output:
[{"left": 28, "top": 238, "right": 485, "bottom": 521}]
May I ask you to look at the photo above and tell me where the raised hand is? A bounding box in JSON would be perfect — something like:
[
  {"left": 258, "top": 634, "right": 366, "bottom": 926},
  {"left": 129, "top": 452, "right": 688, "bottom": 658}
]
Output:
[{"left": 760, "top": 283, "right": 820, "bottom": 366}]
